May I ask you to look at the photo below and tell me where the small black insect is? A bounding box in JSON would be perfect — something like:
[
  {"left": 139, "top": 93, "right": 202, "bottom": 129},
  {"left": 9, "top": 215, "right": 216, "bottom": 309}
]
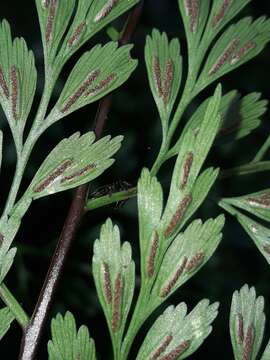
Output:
[{"left": 90, "top": 180, "right": 133, "bottom": 209}]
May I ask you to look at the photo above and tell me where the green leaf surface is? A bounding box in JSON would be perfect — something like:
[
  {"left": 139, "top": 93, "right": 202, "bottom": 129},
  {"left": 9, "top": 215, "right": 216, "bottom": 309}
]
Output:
[
  {"left": 237, "top": 213, "right": 270, "bottom": 266},
  {"left": 178, "top": 0, "right": 211, "bottom": 50},
  {"left": 176, "top": 91, "right": 267, "bottom": 150},
  {"left": 48, "top": 311, "right": 96, "bottom": 360},
  {"left": 151, "top": 216, "right": 224, "bottom": 304},
  {"left": 196, "top": 17, "right": 270, "bottom": 92},
  {"left": 160, "top": 85, "right": 221, "bottom": 239},
  {"left": 0, "top": 208, "right": 30, "bottom": 283},
  {"left": 0, "top": 307, "right": 14, "bottom": 340},
  {"left": 35, "top": 0, "right": 76, "bottom": 61},
  {"left": 145, "top": 29, "right": 182, "bottom": 123},
  {"left": 221, "top": 161, "right": 270, "bottom": 179},
  {"left": 52, "top": 42, "right": 137, "bottom": 119},
  {"left": 204, "top": 0, "right": 252, "bottom": 40},
  {"left": 58, "top": 0, "right": 139, "bottom": 61},
  {"left": 223, "top": 189, "right": 270, "bottom": 223},
  {"left": 137, "top": 165, "right": 219, "bottom": 287},
  {"left": 0, "top": 20, "right": 37, "bottom": 138},
  {"left": 29, "top": 132, "right": 123, "bottom": 199},
  {"left": 92, "top": 219, "right": 135, "bottom": 346},
  {"left": 230, "top": 285, "right": 265, "bottom": 360},
  {"left": 136, "top": 299, "right": 219, "bottom": 360},
  {"left": 137, "top": 168, "right": 163, "bottom": 280}
]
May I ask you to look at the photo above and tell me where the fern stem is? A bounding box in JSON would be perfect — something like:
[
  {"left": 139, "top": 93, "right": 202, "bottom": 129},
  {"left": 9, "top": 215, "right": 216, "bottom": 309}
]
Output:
[
  {"left": 0, "top": 284, "right": 29, "bottom": 328},
  {"left": 2, "top": 75, "right": 54, "bottom": 218},
  {"left": 18, "top": 4, "right": 144, "bottom": 359},
  {"left": 220, "top": 161, "right": 270, "bottom": 179}
]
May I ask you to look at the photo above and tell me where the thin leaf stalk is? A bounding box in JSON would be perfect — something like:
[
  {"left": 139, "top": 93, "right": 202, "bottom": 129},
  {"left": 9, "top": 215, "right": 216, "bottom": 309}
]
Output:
[
  {"left": 253, "top": 134, "right": 270, "bottom": 163},
  {"left": 120, "top": 284, "right": 151, "bottom": 360},
  {"left": 2, "top": 73, "right": 55, "bottom": 218},
  {"left": 85, "top": 187, "right": 137, "bottom": 211},
  {"left": 151, "top": 42, "right": 204, "bottom": 174},
  {"left": 0, "top": 284, "right": 29, "bottom": 328}
]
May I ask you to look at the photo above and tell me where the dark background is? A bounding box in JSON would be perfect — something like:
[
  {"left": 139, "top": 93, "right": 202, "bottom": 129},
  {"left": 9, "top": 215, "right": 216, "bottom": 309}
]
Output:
[{"left": 1, "top": 0, "right": 270, "bottom": 359}]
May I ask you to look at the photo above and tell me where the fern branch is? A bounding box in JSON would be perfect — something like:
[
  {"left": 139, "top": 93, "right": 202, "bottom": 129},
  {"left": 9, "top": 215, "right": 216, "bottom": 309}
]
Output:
[{"left": 18, "top": 3, "right": 144, "bottom": 359}]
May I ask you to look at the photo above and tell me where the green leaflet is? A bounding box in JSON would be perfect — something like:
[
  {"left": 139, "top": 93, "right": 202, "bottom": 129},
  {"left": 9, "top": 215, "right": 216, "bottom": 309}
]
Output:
[
  {"left": 159, "top": 85, "right": 221, "bottom": 239},
  {"left": 29, "top": 132, "right": 123, "bottom": 199},
  {"left": 217, "top": 92, "right": 267, "bottom": 143},
  {"left": 59, "top": 0, "right": 139, "bottom": 60},
  {"left": 137, "top": 167, "right": 220, "bottom": 286},
  {"left": 196, "top": 16, "right": 270, "bottom": 92},
  {"left": 0, "top": 20, "right": 37, "bottom": 141},
  {"left": 137, "top": 168, "right": 163, "bottom": 280},
  {"left": 35, "top": 0, "right": 139, "bottom": 65},
  {"left": 219, "top": 200, "right": 270, "bottom": 265},
  {"left": 150, "top": 216, "right": 224, "bottom": 305},
  {"left": 145, "top": 29, "right": 182, "bottom": 123},
  {"left": 92, "top": 219, "right": 135, "bottom": 350},
  {"left": 136, "top": 299, "right": 219, "bottom": 360},
  {"left": 0, "top": 307, "right": 14, "bottom": 340},
  {"left": 237, "top": 213, "right": 270, "bottom": 265},
  {"left": 221, "top": 161, "right": 270, "bottom": 179},
  {"left": 178, "top": 0, "right": 211, "bottom": 51},
  {"left": 0, "top": 197, "right": 32, "bottom": 284},
  {"left": 48, "top": 311, "right": 96, "bottom": 360},
  {"left": 223, "top": 189, "right": 270, "bottom": 223},
  {"left": 230, "top": 285, "right": 265, "bottom": 360},
  {"left": 0, "top": 246, "right": 16, "bottom": 285},
  {"left": 35, "top": 0, "right": 76, "bottom": 62},
  {"left": 175, "top": 91, "right": 267, "bottom": 150},
  {"left": 205, "top": 0, "right": 252, "bottom": 40},
  {"left": 51, "top": 42, "right": 137, "bottom": 120}
]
